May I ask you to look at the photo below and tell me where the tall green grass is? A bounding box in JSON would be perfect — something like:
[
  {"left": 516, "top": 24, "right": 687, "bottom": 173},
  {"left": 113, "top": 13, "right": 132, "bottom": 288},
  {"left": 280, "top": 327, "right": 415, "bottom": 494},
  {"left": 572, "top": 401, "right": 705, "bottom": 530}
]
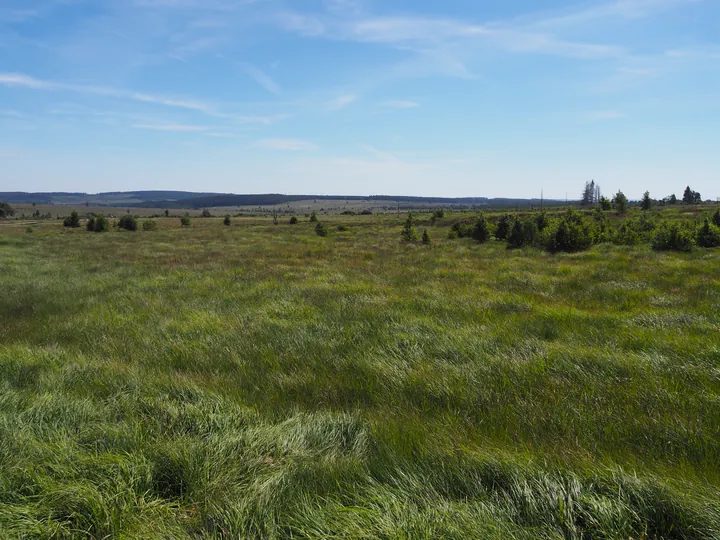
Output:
[{"left": 1, "top": 215, "right": 718, "bottom": 538}]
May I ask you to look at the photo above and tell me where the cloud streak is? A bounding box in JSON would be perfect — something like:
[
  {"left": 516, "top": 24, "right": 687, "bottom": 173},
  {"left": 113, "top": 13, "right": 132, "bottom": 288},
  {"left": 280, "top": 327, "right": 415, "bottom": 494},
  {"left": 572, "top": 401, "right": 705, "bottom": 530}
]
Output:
[
  {"left": 241, "top": 63, "right": 281, "bottom": 95},
  {"left": 252, "top": 139, "right": 318, "bottom": 151}
]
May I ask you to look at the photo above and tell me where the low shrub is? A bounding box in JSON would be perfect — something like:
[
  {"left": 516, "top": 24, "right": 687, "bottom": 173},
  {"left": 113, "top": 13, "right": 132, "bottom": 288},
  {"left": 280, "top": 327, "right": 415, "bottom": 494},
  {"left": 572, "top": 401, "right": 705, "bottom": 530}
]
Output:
[
  {"left": 450, "top": 220, "right": 473, "bottom": 239},
  {"left": 422, "top": 229, "right": 431, "bottom": 245},
  {"left": 289, "top": 216, "right": 299, "bottom": 225},
  {"left": 143, "top": 220, "right": 158, "bottom": 232},
  {"left": 471, "top": 214, "right": 492, "bottom": 243},
  {"left": 401, "top": 214, "right": 418, "bottom": 242},
  {"left": 547, "top": 209, "right": 595, "bottom": 253},
  {"left": 310, "top": 211, "right": 319, "bottom": 223},
  {"left": 180, "top": 216, "right": 191, "bottom": 228},
  {"left": 712, "top": 208, "right": 720, "bottom": 228},
  {"left": 223, "top": 216, "right": 231, "bottom": 226},
  {"left": 118, "top": 215, "right": 138, "bottom": 231},
  {"left": 337, "top": 224, "right": 349, "bottom": 232},
  {"left": 613, "top": 220, "right": 641, "bottom": 245},
  {"left": 86, "top": 217, "right": 96, "bottom": 232},
  {"left": 495, "top": 214, "right": 514, "bottom": 240},
  {"left": 93, "top": 216, "right": 109, "bottom": 233},
  {"left": 651, "top": 221, "right": 695, "bottom": 252},
  {"left": 360, "top": 209, "right": 373, "bottom": 215},
  {"left": 696, "top": 218, "right": 720, "bottom": 248},
  {"left": 63, "top": 211, "right": 81, "bottom": 228},
  {"left": 201, "top": 209, "right": 212, "bottom": 218},
  {"left": 315, "top": 222, "right": 328, "bottom": 237}
]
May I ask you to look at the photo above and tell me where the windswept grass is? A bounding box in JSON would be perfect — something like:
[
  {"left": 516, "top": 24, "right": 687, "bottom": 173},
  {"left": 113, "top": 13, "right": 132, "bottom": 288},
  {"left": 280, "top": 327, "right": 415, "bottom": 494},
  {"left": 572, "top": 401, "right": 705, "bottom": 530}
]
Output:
[{"left": 1, "top": 215, "right": 719, "bottom": 538}]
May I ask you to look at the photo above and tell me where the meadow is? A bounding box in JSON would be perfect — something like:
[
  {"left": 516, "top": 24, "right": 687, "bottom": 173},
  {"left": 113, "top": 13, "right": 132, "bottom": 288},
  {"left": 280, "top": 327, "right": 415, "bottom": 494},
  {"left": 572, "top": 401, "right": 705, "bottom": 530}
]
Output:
[{"left": 1, "top": 210, "right": 719, "bottom": 538}]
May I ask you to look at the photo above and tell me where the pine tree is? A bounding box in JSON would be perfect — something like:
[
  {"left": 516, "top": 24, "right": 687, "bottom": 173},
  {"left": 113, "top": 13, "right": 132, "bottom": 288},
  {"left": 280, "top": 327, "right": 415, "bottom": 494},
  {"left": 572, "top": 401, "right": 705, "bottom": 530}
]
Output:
[
  {"left": 422, "top": 229, "right": 431, "bottom": 245},
  {"left": 641, "top": 191, "right": 652, "bottom": 211},
  {"left": 401, "top": 213, "right": 418, "bottom": 242}
]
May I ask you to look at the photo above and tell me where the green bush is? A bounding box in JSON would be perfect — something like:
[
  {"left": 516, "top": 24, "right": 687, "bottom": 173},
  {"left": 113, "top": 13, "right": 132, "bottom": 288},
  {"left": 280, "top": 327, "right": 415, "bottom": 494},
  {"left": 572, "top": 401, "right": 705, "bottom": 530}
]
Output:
[
  {"left": 180, "top": 216, "right": 191, "bottom": 228},
  {"left": 712, "top": 209, "right": 720, "bottom": 228},
  {"left": 613, "top": 220, "right": 641, "bottom": 245},
  {"left": 422, "top": 229, "right": 431, "bottom": 245},
  {"left": 547, "top": 209, "right": 595, "bottom": 253},
  {"left": 93, "top": 215, "right": 109, "bottom": 233},
  {"left": 0, "top": 201, "right": 14, "bottom": 218},
  {"left": 360, "top": 209, "right": 373, "bottom": 215},
  {"left": 614, "top": 191, "right": 628, "bottom": 215},
  {"left": 432, "top": 209, "right": 445, "bottom": 220},
  {"left": 651, "top": 222, "right": 695, "bottom": 252},
  {"left": 143, "top": 220, "right": 158, "bottom": 232},
  {"left": 471, "top": 214, "right": 492, "bottom": 243},
  {"left": 337, "top": 224, "right": 349, "bottom": 232},
  {"left": 495, "top": 214, "right": 514, "bottom": 240},
  {"left": 310, "top": 211, "right": 318, "bottom": 223},
  {"left": 696, "top": 218, "right": 720, "bottom": 248},
  {"left": 289, "top": 216, "right": 299, "bottom": 225},
  {"left": 598, "top": 197, "right": 612, "bottom": 211},
  {"left": 201, "top": 209, "right": 212, "bottom": 218},
  {"left": 223, "top": 216, "right": 231, "bottom": 226},
  {"left": 450, "top": 220, "right": 473, "bottom": 239},
  {"left": 507, "top": 218, "right": 538, "bottom": 249},
  {"left": 447, "top": 229, "right": 459, "bottom": 240},
  {"left": 63, "top": 211, "right": 81, "bottom": 228},
  {"left": 118, "top": 215, "right": 138, "bottom": 231},
  {"left": 315, "top": 222, "right": 328, "bottom": 237},
  {"left": 401, "top": 214, "right": 418, "bottom": 242},
  {"left": 86, "top": 217, "right": 96, "bottom": 232},
  {"left": 535, "top": 211, "right": 550, "bottom": 231}
]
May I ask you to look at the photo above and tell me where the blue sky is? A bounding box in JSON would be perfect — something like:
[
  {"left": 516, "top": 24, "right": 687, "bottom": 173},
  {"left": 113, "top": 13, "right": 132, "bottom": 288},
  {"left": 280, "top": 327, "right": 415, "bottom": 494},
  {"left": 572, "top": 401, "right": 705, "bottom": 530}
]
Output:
[{"left": 1, "top": 0, "right": 718, "bottom": 199}]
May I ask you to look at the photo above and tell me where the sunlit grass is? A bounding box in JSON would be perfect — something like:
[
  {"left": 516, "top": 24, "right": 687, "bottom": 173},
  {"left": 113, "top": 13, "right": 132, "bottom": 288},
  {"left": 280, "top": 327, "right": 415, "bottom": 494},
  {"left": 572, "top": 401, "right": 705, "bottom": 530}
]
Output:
[{"left": 1, "top": 215, "right": 719, "bottom": 538}]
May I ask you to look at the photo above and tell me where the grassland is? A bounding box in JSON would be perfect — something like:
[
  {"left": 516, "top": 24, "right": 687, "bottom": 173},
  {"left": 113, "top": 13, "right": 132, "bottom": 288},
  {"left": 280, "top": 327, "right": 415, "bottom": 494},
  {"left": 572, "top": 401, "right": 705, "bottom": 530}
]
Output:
[{"left": 1, "top": 212, "right": 719, "bottom": 538}]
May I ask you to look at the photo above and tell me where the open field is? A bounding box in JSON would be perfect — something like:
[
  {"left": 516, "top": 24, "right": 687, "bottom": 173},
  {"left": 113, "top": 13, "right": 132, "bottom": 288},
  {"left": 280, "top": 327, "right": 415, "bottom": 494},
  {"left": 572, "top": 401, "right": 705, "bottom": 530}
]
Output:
[{"left": 1, "top": 212, "right": 719, "bottom": 538}]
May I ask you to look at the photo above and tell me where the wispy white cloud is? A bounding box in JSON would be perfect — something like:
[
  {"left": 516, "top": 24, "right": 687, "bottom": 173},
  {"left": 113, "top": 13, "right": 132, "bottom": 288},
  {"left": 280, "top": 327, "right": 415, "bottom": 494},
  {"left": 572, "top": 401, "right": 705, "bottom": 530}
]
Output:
[
  {"left": 0, "top": 72, "right": 286, "bottom": 125},
  {"left": 133, "top": 123, "right": 209, "bottom": 131},
  {"left": 0, "top": 8, "right": 38, "bottom": 23},
  {"left": 327, "top": 94, "right": 356, "bottom": 110},
  {"left": 381, "top": 100, "right": 420, "bottom": 109},
  {"left": 253, "top": 139, "right": 318, "bottom": 151},
  {"left": 583, "top": 110, "right": 626, "bottom": 120},
  {"left": 241, "top": 62, "right": 281, "bottom": 95}
]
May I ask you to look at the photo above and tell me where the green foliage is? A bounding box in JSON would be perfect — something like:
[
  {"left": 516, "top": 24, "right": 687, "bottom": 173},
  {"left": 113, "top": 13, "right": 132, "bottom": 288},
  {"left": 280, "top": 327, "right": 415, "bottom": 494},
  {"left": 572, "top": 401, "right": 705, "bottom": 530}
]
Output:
[
  {"left": 310, "top": 211, "right": 319, "bottom": 223},
  {"left": 534, "top": 211, "right": 550, "bottom": 231},
  {"left": 360, "top": 209, "right": 373, "bottom": 216},
  {"left": 315, "top": 222, "right": 328, "bottom": 237},
  {"left": 164, "top": 209, "right": 170, "bottom": 217},
  {"left": 651, "top": 221, "right": 695, "bottom": 252},
  {"left": 86, "top": 217, "right": 96, "bottom": 232},
  {"left": 223, "top": 215, "right": 231, "bottom": 226},
  {"left": 180, "top": 216, "right": 191, "bottom": 228},
  {"left": 506, "top": 218, "right": 538, "bottom": 249},
  {"left": 613, "top": 191, "right": 628, "bottom": 214},
  {"left": 289, "top": 216, "right": 299, "bottom": 225},
  {"left": 696, "top": 218, "right": 720, "bottom": 248},
  {"left": 422, "top": 229, "right": 431, "bottom": 245},
  {"left": 25, "top": 227, "right": 34, "bottom": 234},
  {"left": 449, "top": 220, "right": 473, "bottom": 239},
  {"left": 118, "top": 215, "right": 138, "bottom": 231},
  {"left": 401, "top": 214, "right": 418, "bottom": 242},
  {"left": 494, "top": 214, "right": 514, "bottom": 240},
  {"left": 201, "top": 209, "right": 212, "bottom": 218},
  {"left": 92, "top": 215, "right": 109, "bottom": 233},
  {"left": 599, "top": 196, "right": 612, "bottom": 211},
  {"left": 641, "top": 191, "right": 652, "bottom": 211},
  {"left": 547, "top": 208, "right": 596, "bottom": 253},
  {"left": 143, "top": 220, "right": 158, "bottom": 232},
  {"left": 337, "top": 224, "right": 349, "bottom": 232},
  {"left": 613, "top": 220, "right": 641, "bottom": 245},
  {"left": 0, "top": 201, "right": 14, "bottom": 218},
  {"left": 712, "top": 209, "right": 720, "bottom": 228},
  {"left": 683, "top": 186, "right": 702, "bottom": 205},
  {"left": 63, "top": 211, "right": 81, "bottom": 228},
  {"left": 471, "top": 214, "right": 491, "bottom": 243},
  {"left": 431, "top": 209, "right": 445, "bottom": 221}
]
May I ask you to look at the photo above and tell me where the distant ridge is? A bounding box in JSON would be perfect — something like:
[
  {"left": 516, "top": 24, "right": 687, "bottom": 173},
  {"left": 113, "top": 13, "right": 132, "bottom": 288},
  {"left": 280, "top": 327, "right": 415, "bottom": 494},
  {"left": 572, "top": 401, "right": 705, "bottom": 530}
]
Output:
[{"left": 1, "top": 191, "right": 565, "bottom": 209}]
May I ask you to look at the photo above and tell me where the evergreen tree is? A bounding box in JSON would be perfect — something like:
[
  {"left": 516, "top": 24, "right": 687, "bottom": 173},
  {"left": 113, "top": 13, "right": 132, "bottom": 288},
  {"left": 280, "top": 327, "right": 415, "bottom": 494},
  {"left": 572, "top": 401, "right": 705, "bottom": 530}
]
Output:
[
  {"left": 641, "top": 191, "right": 652, "bottom": 211},
  {"left": 471, "top": 214, "right": 491, "bottom": 243},
  {"left": 401, "top": 213, "right": 418, "bottom": 242},
  {"left": 613, "top": 191, "right": 628, "bottom": 214},
  {"left": 422, "top": 229, "right": 431, "bottom": 245},
  {"left": 683, "top": 186, "right": 695, "bottom": 204}
]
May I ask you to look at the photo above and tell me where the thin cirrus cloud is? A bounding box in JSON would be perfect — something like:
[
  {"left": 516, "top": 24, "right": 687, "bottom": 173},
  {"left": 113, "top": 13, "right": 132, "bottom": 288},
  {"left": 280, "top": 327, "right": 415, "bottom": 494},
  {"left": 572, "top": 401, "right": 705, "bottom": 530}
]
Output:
[
  {"left": 381, "top": 100, "right": 419, "bottom": 109},
  {"left": 241, "top": 63, "right": 281, "bottom": 95},
  {"left": 252, "top": 139, "right": 318, "bottom": 151},
  {"left": 327, "top": 95, "right": 356, "bottom": 110},
  {"left": 133, "top": 123, "right": 209, "bottom": 132},
  {"left": 0, "top": 72, "right": 286, "bottom": 125}
]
